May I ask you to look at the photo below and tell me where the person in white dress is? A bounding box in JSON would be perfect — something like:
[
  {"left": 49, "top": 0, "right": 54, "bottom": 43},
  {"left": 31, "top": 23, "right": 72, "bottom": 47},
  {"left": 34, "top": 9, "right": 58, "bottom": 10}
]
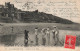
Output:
[
  {"left": 45, "top": 27, "right": 50, "bottom": 45},
  {"left": 41, "top": 28, "right": 46, "bottom": 45}
]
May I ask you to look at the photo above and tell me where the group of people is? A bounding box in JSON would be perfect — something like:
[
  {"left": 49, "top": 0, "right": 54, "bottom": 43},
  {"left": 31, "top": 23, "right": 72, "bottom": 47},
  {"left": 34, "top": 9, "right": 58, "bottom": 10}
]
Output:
[{"left": 24, "top": 26, "right": 59, "bottom": 46}]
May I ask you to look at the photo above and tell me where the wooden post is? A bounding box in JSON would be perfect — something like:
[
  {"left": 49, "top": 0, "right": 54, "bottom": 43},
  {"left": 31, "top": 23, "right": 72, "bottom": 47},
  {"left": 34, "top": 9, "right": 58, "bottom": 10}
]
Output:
[
  {"left": 11, "top": 26, "right": 14, "bottom": 41},
  {"left": 11, "top": 26, "right": 13, "bottom": 33}
]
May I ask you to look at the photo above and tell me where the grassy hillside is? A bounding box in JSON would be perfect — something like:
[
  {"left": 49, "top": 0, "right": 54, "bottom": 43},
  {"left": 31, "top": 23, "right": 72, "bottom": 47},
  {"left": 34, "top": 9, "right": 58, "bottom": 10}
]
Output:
[
  {"left": 21, "top": 10, "right": 74, "bottom": 24},
  {"left": 0, "top": 10, "right": 75, "bottom": 24}
]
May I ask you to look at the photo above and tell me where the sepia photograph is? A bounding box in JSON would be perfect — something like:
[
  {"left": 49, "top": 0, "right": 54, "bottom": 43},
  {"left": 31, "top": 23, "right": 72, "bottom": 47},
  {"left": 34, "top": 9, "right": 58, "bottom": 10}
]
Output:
[{"left": 0, "top": 0, "right": 80, "bottom": 50}]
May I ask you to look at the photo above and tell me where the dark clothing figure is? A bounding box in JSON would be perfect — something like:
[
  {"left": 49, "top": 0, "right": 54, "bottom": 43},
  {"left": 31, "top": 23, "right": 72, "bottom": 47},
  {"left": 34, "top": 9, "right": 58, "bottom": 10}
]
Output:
[{"left": 24, "top": 30, "right": 29, "bottom": 46}]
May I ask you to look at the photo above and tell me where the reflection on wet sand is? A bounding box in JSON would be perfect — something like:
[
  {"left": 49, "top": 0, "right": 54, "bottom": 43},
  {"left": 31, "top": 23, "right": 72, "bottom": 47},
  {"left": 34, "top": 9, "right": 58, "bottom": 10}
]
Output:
[
  {"left": 0, "top": 34, "right": 24, "bottom": 46},
  {"left": 0, "top": 34, "right": 16, "bottom": 46}
]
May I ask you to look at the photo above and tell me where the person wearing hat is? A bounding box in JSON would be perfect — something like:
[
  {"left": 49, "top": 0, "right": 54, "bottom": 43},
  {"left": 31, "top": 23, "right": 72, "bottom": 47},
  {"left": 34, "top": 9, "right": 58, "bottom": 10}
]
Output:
[{"left": 52, "top": 26, "right": 59, "bottom": 45}]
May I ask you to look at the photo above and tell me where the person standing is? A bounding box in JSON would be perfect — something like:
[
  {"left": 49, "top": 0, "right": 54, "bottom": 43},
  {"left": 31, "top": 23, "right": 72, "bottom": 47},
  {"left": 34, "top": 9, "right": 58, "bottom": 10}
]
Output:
[
  {"left": 41, "top": 28, "right": 46, "bottom": 45},
  {"left": 35, "top": 27, "right": 38, "bottom": 45},
  {"left": 24, "top": 30, "right": 29, "bottom": 46},
  {"left": 45, "top": 27, "right": 50, "bottom": 45},
  {"left": 52, "top": 26, "right": 59, "bottom": 46}
]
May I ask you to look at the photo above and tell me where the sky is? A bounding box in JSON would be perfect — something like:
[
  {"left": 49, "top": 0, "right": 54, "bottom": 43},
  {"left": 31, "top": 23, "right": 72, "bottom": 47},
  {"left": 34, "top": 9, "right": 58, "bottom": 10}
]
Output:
[{"left": 0, "top": 0, "right": 80, "bottom": 23}]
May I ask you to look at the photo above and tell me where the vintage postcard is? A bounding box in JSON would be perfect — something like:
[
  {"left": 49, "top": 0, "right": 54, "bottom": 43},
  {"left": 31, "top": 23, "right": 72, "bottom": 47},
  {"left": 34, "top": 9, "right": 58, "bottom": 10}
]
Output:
[{"left": 0, "top": 0, "right": 80, "bottom": 51}]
